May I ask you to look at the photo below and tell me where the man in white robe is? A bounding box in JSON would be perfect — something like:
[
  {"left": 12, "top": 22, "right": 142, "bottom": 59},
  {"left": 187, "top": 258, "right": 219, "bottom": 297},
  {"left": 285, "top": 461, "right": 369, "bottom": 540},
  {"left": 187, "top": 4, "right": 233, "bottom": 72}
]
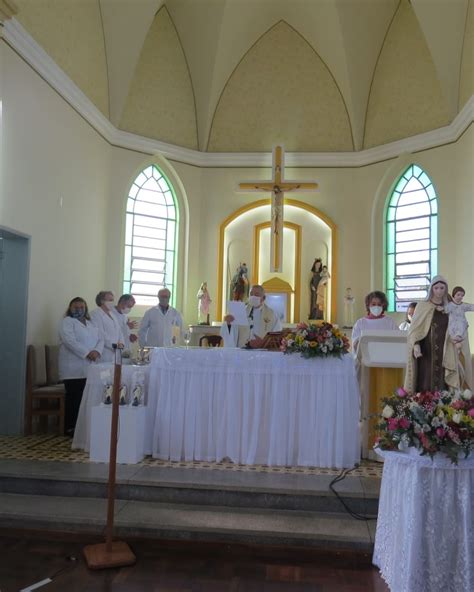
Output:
[
  {"left": 138, "top": 288, "right": 184, "bottom": 347},
  {"left": 221, "top": 284, "right": 282, "bottom": 348}
]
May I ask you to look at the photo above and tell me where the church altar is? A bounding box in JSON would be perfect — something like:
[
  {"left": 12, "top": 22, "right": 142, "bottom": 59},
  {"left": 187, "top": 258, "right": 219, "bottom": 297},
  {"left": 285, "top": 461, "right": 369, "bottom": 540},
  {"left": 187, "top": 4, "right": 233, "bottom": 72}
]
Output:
[
  {"left": 373, "top": 449, "right": 474, "bottom": 592},
  {"left": 73, "top": 348, "right": 360, "bottom": 468},
  {"left": 149, "top": 348, "right": 360, "bottom": 468}
]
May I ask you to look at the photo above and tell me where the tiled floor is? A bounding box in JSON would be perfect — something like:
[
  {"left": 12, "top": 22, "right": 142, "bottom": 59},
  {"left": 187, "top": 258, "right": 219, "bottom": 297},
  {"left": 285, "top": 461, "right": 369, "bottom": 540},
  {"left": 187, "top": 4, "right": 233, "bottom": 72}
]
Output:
[{"left": 0, "top": 435, "right": 382, "bottom": 479}]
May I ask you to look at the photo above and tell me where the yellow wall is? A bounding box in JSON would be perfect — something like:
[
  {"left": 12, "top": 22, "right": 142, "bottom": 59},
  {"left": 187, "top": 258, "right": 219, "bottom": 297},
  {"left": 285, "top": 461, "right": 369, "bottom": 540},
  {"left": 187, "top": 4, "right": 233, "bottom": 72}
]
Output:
[
  {"left": 2, "top": 36, "right": 473, "bottom": 349},
  {"left": 1, "top": 42, "right": 110, "bottom": 343}
]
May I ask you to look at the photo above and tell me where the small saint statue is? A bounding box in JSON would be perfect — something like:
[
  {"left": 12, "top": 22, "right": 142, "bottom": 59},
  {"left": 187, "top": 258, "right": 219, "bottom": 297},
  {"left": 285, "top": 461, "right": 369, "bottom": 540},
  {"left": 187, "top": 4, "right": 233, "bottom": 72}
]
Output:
[
  {"left": 197, "top": 282, "right": 212, "bottom": 324},
  {"left": 309, "top": 258, "right": 323, "bottom": 320},
  {"left": 230, "top": 262, "right": 249, "bottom": 302},
  {"left": 343, "top": 287, "right": 355, "bottom": 328}
]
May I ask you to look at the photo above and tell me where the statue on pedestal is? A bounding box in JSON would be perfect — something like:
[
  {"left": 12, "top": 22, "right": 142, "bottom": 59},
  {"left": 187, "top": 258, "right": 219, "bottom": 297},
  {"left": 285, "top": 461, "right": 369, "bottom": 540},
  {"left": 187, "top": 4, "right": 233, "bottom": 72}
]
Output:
[{"left": 197, "top": 282, "right": 212, "bottom": 324}]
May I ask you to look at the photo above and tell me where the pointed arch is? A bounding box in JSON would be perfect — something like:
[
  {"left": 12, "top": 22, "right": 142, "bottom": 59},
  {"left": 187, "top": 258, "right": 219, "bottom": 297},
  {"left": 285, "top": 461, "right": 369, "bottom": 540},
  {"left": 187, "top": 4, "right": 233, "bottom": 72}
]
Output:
[
  {"left": 124, "top": 164, "right": 180, "bottom": 307},
  {"left": 385, "top": 164, "right": 438, "bottom": 311}
]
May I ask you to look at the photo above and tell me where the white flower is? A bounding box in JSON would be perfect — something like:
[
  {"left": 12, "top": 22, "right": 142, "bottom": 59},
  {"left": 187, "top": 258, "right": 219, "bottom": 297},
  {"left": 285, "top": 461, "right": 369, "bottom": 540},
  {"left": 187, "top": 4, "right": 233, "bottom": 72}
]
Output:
[
  {"left": 438, "top": 410, "right": 445, "bottom": 418},
  {"left": 422, "top": 424, "right": 431, "bottom": 432},
  {"left": 382, "top": 405, "right": 394, "bottom": 419},
  {"left": 462, "top": 389, "right": 472, "bottom": 400},
  {"left": 452, "top": 412, "right": 462, "bottom": 424},
  {"left": 431, "top": 417, "right": 440, "bottom": 427}
]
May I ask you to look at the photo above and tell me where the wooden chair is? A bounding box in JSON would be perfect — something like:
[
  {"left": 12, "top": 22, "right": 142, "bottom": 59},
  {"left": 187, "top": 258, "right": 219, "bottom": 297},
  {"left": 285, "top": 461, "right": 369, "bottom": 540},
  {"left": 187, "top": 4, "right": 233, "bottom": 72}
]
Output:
[
  {"left": 199, "top": 335, "right": 223, "bottom": 348},
  {"left": 25, "top": 345, "right": 65, "bottom": 435}
]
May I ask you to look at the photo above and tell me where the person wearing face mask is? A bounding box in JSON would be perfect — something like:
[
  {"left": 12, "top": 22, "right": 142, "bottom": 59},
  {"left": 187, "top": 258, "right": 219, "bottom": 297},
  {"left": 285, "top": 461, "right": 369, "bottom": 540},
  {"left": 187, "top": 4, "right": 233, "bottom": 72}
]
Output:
[
  {"left": 221, "top": 284, "right": 282, "bottom": 348},
  {"left": 399, "top": 302, "right": 418, "bottom": 331},
  {"left": 351, "top": 290, "right": 399, "bottom": 353},
  {"left": 58, "top": 297, "right": 104, "bottom": 435},
  {"left": 90, "top": 291, "right": 123, "bottom": 363},
  {"left": 404, "top": 275, "right": 459, "bottom": 393},
  {"left": 110, "top": 293, "right": 138, "bottom": 353},
  {"left": 138, "top": 288, "right": 184, "bottom": 347}
]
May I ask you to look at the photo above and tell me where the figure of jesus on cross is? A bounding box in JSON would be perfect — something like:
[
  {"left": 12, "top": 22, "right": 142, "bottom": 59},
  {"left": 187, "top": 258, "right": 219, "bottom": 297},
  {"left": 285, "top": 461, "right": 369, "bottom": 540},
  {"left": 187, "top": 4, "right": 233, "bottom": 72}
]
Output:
[{"left": 239, "top": 146, "right": 318, "bottom": 272}]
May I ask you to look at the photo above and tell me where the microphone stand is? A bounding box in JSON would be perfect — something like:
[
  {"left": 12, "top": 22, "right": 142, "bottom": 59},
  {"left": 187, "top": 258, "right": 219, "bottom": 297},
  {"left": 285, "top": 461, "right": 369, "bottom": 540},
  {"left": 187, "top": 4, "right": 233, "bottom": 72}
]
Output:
[{"left": 84, "top": 344, "right": 136, "bottom": 569}]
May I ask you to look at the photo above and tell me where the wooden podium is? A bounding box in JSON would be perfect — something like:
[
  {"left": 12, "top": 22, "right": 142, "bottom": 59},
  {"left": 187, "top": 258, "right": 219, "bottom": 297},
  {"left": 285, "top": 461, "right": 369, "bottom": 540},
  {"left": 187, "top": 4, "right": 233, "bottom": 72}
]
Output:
[{"left": 356, "top": 330, "right": 407, "bottom": 459}]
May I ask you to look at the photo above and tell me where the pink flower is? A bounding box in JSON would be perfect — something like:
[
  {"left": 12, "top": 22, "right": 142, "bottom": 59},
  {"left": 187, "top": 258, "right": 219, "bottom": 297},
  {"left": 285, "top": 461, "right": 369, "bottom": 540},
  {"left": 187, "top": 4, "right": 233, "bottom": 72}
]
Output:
[
  {"left": 398, "top": 417, "right": 411, "bottom": 429},
  {"left": 387, "top": 418, "right": 399, "bottom": 431},
  {"left": 436, "top": 427, "right": 446, "bottom": 438},
  {"left": 468, "top": 408, "right": 474, "bottom": 418},
  {"left": 396, "top": 387, "right": 408, "bottom": 398},
  {"left": 452, "top": 400, "right": 465, "bottom": 410}
]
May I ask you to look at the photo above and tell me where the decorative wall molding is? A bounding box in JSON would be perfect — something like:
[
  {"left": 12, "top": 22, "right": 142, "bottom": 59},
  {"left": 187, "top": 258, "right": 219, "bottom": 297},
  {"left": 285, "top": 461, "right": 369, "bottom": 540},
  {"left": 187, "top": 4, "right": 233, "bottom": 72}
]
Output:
[
  {"left": 4, "top": 18, "right": 474, "bottom": 168},
  {"left": 0, "top": 1, "right": 17, "bottom": 24}
]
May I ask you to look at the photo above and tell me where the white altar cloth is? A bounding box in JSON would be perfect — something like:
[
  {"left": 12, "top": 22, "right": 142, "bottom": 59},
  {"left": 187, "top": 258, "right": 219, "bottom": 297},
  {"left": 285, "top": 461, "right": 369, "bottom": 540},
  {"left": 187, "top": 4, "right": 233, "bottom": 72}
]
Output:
[
  {"left": 149, "top": 348, "right": 360, "bottom": 468},
  {"left": 72, "top": 363, "right": 151, "bottom": 452},
  {"left": 373, "top": 449, "right": 474, "bottom": 592}
]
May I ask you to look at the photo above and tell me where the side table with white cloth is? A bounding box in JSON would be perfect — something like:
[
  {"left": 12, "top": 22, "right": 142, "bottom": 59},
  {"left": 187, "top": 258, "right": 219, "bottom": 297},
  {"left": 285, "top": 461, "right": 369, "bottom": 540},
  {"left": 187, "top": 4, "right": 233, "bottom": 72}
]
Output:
[
  {"left": 148, "top": 348, "right": 361, "bottom": 468},
  {"left": 373, "top": 449, "right": 474, "bottom": 592},
  {"left": 72, "top": 363, "right": 152, "bottom": 454}
]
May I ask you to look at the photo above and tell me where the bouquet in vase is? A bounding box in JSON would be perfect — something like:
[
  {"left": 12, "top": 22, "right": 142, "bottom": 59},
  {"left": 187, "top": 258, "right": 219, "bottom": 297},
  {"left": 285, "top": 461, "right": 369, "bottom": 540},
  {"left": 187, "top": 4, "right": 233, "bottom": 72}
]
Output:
[
  {"left": 280, "top": 321, "right": 350, "bottom": 359},
  {"left": 376, "top": 387, "right": 474, "bottom": 464}
]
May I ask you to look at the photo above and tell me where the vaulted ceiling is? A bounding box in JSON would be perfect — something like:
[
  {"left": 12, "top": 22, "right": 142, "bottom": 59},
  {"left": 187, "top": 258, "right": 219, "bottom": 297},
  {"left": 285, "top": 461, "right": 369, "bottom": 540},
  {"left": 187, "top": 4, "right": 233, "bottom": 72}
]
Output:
[{"left": 13, "top": 0, "right": 474, "bottom": 152}]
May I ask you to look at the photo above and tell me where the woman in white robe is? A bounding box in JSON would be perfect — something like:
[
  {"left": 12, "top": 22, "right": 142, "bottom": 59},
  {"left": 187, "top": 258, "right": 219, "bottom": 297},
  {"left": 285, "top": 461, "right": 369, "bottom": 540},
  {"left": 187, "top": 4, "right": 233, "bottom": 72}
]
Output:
[
  {"left": 351, "top": 291, "right": 399, "bottom": 354},
  {"left": 59, "top": 297, "right": 103, "bottom": 434},
  {"left": 90, "top": 291, "right": 123, "bottom": 363}
]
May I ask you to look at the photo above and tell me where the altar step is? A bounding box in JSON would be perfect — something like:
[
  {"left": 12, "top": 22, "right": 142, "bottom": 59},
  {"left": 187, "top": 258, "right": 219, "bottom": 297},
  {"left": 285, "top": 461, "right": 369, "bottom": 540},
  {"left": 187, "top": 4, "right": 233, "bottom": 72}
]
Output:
[
  {"left": 0, "top": 459, "right": 380, "bottom": 515},
  {"left": 0, "top": 493, "right": 376, "bottom": 551},
  {"left": 0, "top": 459, "right": 379, "bottom": 550}
]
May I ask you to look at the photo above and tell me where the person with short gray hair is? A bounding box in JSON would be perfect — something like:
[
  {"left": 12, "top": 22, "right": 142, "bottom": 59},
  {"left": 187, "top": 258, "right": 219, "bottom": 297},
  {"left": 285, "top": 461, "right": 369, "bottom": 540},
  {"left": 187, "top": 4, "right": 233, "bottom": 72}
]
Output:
[
  {"left": 111, "top": 294, "right": 138, "bottom": 352},
  {"left": 138, "top": 288, "right": 184, "bottom": 347}
]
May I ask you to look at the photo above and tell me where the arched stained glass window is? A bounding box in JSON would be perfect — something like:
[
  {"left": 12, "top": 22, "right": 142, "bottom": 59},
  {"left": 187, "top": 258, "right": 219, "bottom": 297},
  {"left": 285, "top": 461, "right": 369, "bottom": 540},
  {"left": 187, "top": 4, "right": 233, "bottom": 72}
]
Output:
[
  {"left": 124, "top": 165, "right": 178, "bottom": 306},
  {"left": 386, "top": 165, "right": 438, "bottom": 312}
]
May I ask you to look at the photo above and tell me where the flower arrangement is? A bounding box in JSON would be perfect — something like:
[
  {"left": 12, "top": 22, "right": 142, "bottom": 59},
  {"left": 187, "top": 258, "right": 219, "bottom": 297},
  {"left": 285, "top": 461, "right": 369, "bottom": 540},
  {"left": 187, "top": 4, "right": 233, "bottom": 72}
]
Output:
[
  {"left": 376, "top": 387, "right": 474, "bottom": 464},
  {"left": 280, "top": 321, "right": 350, "bottom": 359}
]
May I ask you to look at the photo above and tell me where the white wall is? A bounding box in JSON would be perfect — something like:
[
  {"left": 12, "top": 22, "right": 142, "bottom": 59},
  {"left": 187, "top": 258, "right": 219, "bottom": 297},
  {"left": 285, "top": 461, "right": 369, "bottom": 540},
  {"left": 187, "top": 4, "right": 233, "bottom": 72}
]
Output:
[{"left": 0, "top": 42, "right": 110, "bottom": 343}]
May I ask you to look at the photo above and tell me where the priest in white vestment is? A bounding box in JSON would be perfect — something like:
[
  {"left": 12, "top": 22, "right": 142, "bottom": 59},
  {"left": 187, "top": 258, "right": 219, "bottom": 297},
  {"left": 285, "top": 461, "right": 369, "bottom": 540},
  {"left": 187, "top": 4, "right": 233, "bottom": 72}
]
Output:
[
  {"left": 221, "top": 284, "right": 282, "bottom": 348},
  {"left": 138, "top": 288, "right": 184, "bottom": 347}
]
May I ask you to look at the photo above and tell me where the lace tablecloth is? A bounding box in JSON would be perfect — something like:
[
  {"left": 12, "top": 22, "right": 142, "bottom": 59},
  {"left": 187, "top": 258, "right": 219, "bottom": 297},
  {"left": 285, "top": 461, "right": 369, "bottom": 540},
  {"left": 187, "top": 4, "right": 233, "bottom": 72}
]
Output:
[
  {"left": 373, "top": 449, "right": 474, "bottom": 592},
  {"left": 148, "top": 347, "right": 360, "bottom": 468}
]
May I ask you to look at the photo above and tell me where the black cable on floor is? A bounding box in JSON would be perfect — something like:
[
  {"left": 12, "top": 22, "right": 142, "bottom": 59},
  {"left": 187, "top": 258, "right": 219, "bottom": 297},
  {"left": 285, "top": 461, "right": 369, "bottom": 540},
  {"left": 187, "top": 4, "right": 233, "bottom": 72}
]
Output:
[{"left": 329, "top": 465, "right": 376, "bottom": 521}]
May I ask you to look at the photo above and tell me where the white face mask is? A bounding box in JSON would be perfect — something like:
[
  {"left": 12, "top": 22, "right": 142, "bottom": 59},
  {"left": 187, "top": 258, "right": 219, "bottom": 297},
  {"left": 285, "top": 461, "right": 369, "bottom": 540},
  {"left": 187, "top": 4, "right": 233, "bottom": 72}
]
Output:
[
  {"left": 369, "top": 305, "right": 383, "bottom": 317},
  {"left": 248, "top": 295, "right": 262, "bottom": 308},
  {"left": 122, "top": 307, "right": 131, "bottom": 315},
  {"left": 104, "top": 301, "right": 114, "bottom": 311}
]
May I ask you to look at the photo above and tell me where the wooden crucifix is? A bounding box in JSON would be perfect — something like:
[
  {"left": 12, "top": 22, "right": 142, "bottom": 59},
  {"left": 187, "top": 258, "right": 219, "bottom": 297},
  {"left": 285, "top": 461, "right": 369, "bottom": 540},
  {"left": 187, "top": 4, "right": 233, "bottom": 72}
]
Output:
[{"left": 238, "top": 146, "right": 318, "bottom": 272}]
